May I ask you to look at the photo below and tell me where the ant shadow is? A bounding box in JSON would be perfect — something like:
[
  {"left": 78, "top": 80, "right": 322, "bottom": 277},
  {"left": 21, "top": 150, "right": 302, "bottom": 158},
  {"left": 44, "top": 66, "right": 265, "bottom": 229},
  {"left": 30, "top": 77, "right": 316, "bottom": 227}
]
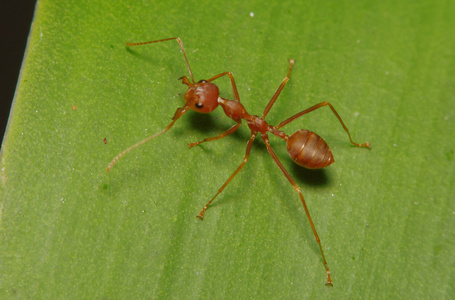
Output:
[
  {"left": 291, "top": 165, "right": 330, "bottom": 187},
  {"left": 186, "top": 112, "right": 220, "bottom": 135},
  {"left": 126, "top": 47, "right": 160, "bottom": 61},
  {"left": 185, "top": 112, "right": 260, "bottom": 146},
  {"left": 126, "top": 48, "right": 182, "bottom": 75},
  {"left": 126, "top": 47, "right": 152, "bottom": 62}
]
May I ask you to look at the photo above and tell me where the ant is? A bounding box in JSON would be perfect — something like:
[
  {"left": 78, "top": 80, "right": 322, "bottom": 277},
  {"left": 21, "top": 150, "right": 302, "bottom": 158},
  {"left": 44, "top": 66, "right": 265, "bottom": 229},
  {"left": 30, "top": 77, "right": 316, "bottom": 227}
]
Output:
[{"left": 107, "top": 37, "right": 371, "bottom": 286}]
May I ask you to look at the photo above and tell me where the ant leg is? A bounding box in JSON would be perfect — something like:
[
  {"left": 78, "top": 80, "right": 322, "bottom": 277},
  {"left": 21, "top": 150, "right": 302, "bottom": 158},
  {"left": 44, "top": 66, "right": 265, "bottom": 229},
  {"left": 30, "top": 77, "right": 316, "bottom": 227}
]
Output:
[
  {"left": 126, "top": 37, "right": 195, "bottom": 83},
  {"left": 276, "top": 101, "right": 371, "bottom": 148},
  {"left": 261, "top": 133, "right": 333, "bottom": 286},
  {"left": 262, "top": 59, "right": 295, "bottom": 119},
  {"left": 197, "top": 132, "right": 257, "bottom": 219},
  {"left": 188, "top": 121, "right": 241, "bottom": 148},
  {"left": 206, "top": 72, "right": 240, "bottom": 102}
]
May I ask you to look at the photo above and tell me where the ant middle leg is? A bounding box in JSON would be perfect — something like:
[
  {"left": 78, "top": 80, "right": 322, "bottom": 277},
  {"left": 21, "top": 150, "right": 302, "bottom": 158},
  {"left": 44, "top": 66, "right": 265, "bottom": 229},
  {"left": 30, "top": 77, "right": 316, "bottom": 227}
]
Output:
[
  {"left": 262, "top": 59, "right": 295, "bottom": 119},
  {"left": 276, "top": 101, "right": 371, "bottom": 148},
  {"left": 197, "top": 132, "right": 257, "bottom": 219},
  {"left": 188, "top": 121, "right": 241, "bottom": 148}
]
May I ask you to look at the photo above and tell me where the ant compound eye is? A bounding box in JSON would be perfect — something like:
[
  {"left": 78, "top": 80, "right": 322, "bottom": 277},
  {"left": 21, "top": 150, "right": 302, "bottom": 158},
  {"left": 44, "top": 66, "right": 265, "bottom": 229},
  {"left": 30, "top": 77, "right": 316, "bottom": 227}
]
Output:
[
  {"left": 198, "top": 80, "right": 208, "bottom": 83},
  {"left": 195, "top": 102, "right": 204, "bottom": 109}
]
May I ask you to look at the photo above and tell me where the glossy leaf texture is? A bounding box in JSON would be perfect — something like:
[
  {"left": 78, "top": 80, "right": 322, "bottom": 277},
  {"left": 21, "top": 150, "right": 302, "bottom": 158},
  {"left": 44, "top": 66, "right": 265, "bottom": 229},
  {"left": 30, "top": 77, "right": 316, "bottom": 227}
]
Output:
[{"left": 0, "top": 0, "right": 454, "bottom": 298}]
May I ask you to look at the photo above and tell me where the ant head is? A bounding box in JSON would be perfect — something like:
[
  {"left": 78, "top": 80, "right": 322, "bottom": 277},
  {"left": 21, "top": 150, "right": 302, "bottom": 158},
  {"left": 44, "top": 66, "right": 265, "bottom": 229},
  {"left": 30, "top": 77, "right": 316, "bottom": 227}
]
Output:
[{"left": 181, "top": 79, "right": 220, "bottom": 113}]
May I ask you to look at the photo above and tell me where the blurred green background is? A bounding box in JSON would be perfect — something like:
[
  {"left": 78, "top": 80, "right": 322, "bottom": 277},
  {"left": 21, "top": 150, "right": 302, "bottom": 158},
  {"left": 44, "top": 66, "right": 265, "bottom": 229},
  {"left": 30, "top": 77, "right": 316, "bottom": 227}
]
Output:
[{"left": 1, "top": 0, "right": 454, "bottom": 299}]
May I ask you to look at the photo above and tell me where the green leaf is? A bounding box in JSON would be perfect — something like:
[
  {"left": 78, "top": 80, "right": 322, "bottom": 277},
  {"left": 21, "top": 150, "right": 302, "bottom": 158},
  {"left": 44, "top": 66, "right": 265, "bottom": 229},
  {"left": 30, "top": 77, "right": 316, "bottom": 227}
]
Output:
[{"left": 1, "top": 0, "right": 454, "bottom": 299}]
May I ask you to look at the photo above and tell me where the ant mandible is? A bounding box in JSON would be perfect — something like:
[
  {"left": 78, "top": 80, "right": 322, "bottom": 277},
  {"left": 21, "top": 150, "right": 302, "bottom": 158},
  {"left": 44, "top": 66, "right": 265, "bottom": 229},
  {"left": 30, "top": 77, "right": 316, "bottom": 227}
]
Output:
[{"left": 106, "top": 37, "right": 371, "bottom": 286}]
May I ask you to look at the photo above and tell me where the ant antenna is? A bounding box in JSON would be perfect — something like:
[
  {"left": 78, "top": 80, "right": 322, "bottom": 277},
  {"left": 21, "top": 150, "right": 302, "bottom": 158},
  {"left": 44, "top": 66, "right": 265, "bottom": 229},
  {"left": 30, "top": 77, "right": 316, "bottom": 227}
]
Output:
[{"left": 126, "top": 37, "right": 195, "bottom": 83}]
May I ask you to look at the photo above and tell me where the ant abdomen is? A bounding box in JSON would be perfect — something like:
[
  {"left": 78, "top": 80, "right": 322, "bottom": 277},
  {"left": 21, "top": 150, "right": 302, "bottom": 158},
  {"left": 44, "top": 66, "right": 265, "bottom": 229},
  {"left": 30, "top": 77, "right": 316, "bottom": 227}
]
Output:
[{"left": 286, "top": 129, "right": 334, "bottom": 169}]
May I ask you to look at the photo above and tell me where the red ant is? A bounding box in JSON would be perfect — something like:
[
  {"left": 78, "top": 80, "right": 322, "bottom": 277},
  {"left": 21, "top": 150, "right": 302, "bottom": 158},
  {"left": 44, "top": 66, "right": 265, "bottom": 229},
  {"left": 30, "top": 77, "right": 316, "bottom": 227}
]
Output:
[{"left": 107, "top": 37, "right": 371, "bottom": 286}]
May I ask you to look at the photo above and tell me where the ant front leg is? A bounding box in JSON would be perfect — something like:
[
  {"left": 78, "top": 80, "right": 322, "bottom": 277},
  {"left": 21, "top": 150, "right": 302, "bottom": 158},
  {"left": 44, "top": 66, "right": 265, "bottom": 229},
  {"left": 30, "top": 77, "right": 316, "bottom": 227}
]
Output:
[
  {"left": 206, "top": 72, "right": 240, "bottom": 102},
  {"left": 276, "top": 101, "right": 371, "bottom": 148},
  {"left": 188, "top": 121, "right": 241, "bottom": 148}
]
